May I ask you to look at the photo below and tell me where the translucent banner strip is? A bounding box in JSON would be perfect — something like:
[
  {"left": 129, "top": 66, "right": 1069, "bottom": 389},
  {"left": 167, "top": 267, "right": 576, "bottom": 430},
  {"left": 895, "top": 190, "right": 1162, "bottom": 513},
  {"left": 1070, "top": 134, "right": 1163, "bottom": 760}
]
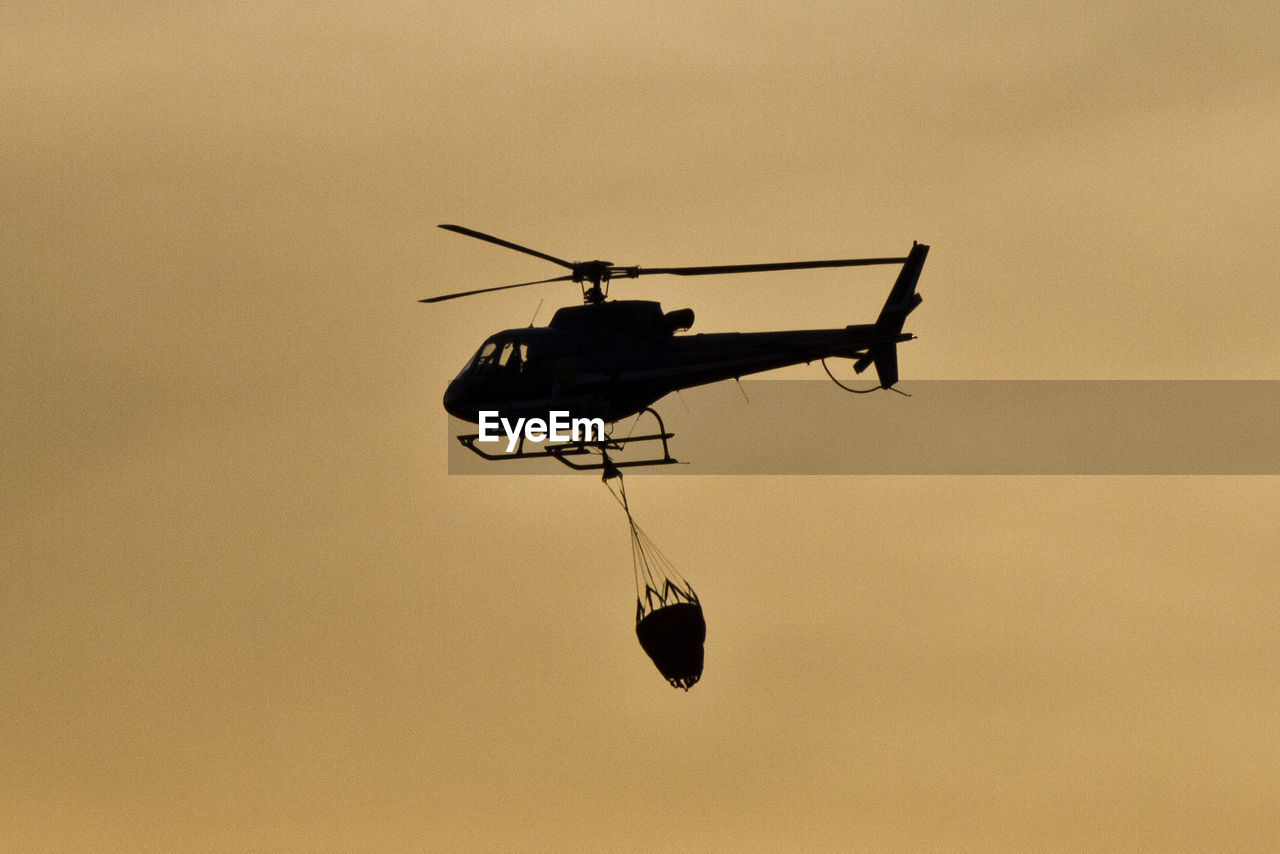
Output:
[{"left": 446, "top": 381, "right": 1279, "bottom": 475}]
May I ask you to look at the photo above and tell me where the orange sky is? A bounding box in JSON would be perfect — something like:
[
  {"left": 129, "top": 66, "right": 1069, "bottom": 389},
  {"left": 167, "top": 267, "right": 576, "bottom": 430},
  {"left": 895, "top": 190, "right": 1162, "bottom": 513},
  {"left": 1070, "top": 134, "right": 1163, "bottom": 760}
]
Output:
[{"left": 4, "top": 3, "right": 1279, "bottom": 850}]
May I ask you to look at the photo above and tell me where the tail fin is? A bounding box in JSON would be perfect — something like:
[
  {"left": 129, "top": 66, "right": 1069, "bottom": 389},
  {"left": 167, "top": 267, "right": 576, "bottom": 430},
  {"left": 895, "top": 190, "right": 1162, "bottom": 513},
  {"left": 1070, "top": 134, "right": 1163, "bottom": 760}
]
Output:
[
  {"left": 855, "top": 242, "right": 928, "bottom": 388},
  {"left": 876, "top": 242, "right": 928, "bottom": 333}
]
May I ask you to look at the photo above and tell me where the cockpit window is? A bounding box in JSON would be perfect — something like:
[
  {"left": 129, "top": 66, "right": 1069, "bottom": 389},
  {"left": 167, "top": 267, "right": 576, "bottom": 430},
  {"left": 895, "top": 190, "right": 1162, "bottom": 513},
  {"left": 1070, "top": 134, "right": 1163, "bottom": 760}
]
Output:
[
  {"left": 474, "top": 341, "right": 499, "bottom": 369},
  {"left": 498, "top": 341, "right": 528, "bottom": 371},
  {"left": 463, "top": 337, "right": 532, "bottom": 377}
]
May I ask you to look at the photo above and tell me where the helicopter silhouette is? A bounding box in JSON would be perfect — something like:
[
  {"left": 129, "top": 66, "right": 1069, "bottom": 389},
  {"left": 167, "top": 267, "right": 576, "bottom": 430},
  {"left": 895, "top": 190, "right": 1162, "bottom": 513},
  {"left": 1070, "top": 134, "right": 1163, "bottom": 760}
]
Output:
[{"left": 424, "top": 224, "right": 929, "bottom": 470}]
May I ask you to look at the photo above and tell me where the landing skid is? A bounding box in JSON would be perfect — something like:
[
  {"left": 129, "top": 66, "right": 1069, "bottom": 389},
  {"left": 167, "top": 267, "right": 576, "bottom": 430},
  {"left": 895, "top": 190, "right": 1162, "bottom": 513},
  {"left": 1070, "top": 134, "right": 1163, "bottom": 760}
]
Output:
[{"left": 456, "top": 407, "right": 679, "bottom": 472}]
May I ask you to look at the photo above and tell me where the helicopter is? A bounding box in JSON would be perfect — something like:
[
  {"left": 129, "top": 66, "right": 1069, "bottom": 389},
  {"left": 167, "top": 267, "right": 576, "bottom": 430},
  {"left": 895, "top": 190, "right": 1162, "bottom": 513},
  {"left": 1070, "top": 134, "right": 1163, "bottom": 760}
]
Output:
[{"left": 424, "top": 224, "right": 929, "bottom": 470}]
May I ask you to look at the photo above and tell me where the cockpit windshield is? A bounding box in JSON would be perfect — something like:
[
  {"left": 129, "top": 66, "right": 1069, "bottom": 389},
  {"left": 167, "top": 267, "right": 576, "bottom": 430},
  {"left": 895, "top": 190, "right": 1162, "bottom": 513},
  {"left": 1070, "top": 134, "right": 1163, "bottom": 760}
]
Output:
[
  {"left": 473, "top": 340, "right": 498, "bottom": 369},
  {"left": 458, "top": 336, "right": 531, "bottom": 379}
]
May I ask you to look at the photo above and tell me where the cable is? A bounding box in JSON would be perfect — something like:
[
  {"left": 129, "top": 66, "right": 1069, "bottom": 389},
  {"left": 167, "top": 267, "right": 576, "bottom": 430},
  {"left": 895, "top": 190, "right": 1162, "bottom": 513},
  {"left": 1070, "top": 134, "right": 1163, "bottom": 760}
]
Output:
[
  {"left": 821, "top": 357, "right": 881, "bottom": 393},
  {"left": 821, "top": 358, "right": 912, "bottom": 397},
  {"left": 605, "top": 471, "right": 698, "bottom": 617}
]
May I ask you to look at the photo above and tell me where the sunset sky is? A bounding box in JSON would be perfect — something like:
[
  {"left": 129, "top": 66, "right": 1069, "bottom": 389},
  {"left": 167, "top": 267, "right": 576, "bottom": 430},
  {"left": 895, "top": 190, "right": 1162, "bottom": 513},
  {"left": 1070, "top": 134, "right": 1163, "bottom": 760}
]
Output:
[{"left": 5, "top": 2, "right": 1279, "bottom": 850}]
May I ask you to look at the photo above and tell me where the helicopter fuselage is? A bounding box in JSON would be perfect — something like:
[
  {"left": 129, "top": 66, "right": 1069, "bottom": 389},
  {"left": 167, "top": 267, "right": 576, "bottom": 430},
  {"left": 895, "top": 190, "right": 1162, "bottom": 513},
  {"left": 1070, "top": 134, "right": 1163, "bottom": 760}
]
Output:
[{"left": 442, "top": 298, "right": 914, "bottom": 425}]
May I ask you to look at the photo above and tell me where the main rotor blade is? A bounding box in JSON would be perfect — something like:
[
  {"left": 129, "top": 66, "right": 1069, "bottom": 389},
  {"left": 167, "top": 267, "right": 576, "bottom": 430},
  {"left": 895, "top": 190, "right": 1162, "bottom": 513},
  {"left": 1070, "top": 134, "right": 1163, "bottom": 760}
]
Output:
[
  {"left": 419, "top": 274, "right": 574, "bottom": 304},
  {"left": 438, "top": 224, "right": 576, "bottom": 270},
  {"left": 634, "top": 257, "right": 909, "bottom": 277}
]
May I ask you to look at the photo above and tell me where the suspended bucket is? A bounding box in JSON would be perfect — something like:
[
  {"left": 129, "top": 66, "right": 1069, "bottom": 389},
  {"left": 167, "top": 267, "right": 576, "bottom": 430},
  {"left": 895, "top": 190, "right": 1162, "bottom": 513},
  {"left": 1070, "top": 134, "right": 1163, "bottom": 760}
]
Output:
[
  {"left": 608, "top": 469, "right": 707, "bottom": 690},
  {"left": 636, "top": 596, "right": 706, "bottom": 691}
]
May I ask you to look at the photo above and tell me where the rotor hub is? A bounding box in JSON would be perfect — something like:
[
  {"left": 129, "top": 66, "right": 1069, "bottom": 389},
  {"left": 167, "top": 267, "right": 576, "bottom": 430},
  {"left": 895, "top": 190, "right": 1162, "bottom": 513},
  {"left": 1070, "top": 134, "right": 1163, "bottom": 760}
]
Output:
[{"left": 573, "top": 260, "right": 615, "bottom": 303}]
